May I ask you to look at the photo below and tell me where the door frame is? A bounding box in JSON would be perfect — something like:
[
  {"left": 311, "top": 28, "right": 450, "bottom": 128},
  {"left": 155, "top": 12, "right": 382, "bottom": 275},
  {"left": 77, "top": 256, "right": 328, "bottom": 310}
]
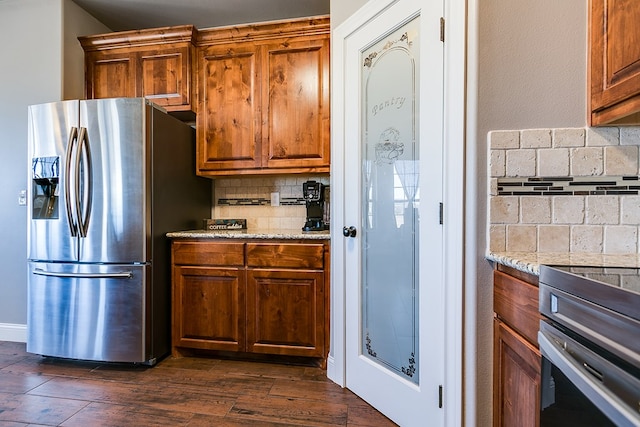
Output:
[{"left": 329, "top": 0, "right": 467, "bottom": 425}]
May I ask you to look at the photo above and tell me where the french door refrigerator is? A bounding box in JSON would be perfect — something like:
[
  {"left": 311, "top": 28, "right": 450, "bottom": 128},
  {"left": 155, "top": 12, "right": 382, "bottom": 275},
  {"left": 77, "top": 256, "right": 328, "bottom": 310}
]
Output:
[{"left": 27, "top": 98, "right": 211, "bottom": 364}]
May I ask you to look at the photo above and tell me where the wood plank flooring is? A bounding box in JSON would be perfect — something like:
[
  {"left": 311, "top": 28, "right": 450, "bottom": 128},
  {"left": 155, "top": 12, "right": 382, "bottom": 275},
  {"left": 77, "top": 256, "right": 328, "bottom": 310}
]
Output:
[{"left": 0, "top": 341, "right": 396, "bottom": 426}]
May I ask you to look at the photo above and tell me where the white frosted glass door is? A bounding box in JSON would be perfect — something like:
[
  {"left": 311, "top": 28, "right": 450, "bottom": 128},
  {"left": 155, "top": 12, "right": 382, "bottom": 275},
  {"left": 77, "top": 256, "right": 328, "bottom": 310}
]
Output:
[
  {"left": 361, "top": 17, "right": 420, "bottom": 384},
  {"left": 340, "top": 0, "right": 445, "bottom": 424}
]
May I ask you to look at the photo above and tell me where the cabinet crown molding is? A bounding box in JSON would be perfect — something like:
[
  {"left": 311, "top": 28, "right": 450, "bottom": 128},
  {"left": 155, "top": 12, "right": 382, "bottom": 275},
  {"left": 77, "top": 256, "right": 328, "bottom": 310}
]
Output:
[
  {"left": 197, "top": 15, "right": 330, "bottom": 46},
  {"left": 79, "top": 25, "right": 197, "bottom": 51},
  {"left": 78, "top": 16, "right": 330, "bottom": 51}
]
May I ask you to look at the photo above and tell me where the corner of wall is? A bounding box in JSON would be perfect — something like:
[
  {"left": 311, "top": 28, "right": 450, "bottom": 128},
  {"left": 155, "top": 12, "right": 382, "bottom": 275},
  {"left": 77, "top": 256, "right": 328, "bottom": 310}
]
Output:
[{"left": 62, "top": 0, "right": 111, "bottom": 100}]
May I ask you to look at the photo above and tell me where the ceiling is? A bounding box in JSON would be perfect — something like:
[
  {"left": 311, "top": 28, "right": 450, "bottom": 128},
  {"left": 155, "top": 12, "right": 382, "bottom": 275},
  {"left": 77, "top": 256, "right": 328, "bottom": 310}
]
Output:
[{"left": 72, "top": 0, "right": 330, "bottom": 32}]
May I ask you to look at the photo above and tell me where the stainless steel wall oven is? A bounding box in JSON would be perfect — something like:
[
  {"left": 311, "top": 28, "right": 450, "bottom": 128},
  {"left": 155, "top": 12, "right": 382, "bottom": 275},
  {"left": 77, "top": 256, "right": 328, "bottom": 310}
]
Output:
[{"left": 538, "top": 265, "right": 640, "bottom": 427}]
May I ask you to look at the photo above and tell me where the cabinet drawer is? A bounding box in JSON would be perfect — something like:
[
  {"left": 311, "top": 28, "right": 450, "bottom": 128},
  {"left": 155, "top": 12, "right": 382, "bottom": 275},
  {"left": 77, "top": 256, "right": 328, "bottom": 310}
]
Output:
[
  {"left": 246, "top": 243, "right": 324, "bottom": 269},
  {"left": 172, "top": 241, "right": 244, "bottom": 266},
  {"left": 493, "top": 270, "right": 541, "bottom": 346}
]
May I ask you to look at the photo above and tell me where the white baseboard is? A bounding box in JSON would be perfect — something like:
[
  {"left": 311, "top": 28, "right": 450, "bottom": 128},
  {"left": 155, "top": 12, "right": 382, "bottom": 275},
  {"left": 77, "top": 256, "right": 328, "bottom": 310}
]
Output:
[
  {"left": 0, "top": 323, "right": 27, "bottom": 343},
  {"left": 326, "top": 355, "right": 342, "bottom": 386}
]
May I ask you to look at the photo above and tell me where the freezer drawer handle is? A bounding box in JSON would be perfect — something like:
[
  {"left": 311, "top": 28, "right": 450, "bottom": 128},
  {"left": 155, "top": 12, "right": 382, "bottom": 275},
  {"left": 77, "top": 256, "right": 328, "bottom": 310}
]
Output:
[{"left": 33, "top": 268, "right": 133, "bottom": 279}]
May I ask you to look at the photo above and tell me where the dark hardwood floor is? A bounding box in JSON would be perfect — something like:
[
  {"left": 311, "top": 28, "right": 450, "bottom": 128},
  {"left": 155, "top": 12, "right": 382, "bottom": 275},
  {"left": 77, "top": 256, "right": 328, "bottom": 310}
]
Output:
[{"left": 0, "top": 341, "right": 395, "bottom": 426}]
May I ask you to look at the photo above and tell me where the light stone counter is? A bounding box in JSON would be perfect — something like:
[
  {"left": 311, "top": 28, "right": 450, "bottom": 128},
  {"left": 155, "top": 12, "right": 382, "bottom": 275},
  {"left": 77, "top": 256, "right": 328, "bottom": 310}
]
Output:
[
  {"left": 167, "top": 228, "right": 330, "bottom": 240},
  {"left": 486, "top": 251, "right": 640, "bottom": 276}
]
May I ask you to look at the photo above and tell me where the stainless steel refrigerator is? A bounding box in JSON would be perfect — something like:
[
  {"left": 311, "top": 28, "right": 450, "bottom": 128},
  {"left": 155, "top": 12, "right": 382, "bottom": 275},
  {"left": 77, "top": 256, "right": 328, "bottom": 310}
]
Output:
[{"left": 27, "top": 98, "right": 211, "bottom": 365}]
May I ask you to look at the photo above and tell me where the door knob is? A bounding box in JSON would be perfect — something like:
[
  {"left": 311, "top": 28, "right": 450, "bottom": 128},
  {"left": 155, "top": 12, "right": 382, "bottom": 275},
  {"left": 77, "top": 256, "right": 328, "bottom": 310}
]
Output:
[{"left": 343, "top": 226, "right": 357, "bottom": 238}]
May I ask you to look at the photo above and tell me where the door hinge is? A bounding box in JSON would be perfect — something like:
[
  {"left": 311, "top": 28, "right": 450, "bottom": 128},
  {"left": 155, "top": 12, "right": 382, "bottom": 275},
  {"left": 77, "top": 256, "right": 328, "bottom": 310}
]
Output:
[
  {"left": 439, "top": 202, "right": 444, "bottom": 225},
  {"left": 440, "top": 17, "right": 445, "bottom": 42},
  {"left": 439, "top": 385, "right": 443, "bottom": 408}
]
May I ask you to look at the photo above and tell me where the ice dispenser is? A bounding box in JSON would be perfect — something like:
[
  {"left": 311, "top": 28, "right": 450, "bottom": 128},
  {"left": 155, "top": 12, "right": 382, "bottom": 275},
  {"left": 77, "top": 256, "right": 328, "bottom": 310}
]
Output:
[{"left": 31, "top": 156, "right": 59, "bottom": 219}]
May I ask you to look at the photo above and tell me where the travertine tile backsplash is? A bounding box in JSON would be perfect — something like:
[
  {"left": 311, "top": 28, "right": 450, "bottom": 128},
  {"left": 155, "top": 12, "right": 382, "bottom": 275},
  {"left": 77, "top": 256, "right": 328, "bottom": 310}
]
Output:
[
  {"left": 489, "top": 127, "right": 640, "bottom": 253},
  {"left": 211, "top": 175, "right": 330, "bottom": 230}
]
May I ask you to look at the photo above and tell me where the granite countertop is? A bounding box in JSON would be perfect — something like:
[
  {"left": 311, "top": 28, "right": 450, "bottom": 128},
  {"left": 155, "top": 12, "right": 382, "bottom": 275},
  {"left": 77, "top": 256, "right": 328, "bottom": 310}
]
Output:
[
  {"left": 486, "top": 251, "right": 640, "bottom": 276},
  {"left": 167, "top": 228, "right": 331, "bottom": 240}
]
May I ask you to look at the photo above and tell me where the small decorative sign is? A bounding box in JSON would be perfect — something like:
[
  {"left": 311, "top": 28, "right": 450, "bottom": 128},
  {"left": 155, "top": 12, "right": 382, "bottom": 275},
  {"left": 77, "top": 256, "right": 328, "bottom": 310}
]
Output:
[{"left": 203, "top": 219, "right": 247, "bottom": 230}]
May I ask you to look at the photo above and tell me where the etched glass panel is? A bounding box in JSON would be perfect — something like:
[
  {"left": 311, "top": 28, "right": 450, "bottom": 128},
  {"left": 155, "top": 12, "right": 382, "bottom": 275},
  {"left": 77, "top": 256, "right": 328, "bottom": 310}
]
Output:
[{"left": 361, "top": 16, "right": 420, "bottom": 384}]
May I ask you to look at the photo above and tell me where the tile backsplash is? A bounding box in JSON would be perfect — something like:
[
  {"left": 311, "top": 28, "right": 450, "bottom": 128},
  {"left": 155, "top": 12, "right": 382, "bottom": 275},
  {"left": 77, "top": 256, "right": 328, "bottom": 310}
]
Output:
[
  {"left": 488, "top": 127, "right": 640, "bottom": 253},
  {"left": 211, "top": 175, "right": 329, "bottom": 230}
]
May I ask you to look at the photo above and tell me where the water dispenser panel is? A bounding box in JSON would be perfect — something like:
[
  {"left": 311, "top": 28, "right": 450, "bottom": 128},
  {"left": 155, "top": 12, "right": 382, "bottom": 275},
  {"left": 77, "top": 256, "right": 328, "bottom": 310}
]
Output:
[{"left": 32, "top": 156, "right": 60, "bottom": 219}]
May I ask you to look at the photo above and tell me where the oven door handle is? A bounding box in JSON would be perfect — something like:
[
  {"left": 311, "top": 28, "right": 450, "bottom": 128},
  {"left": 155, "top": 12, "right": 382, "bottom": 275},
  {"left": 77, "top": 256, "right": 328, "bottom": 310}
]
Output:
[{"left": 538, "top": 327, "right": 640, "bottom": 427}]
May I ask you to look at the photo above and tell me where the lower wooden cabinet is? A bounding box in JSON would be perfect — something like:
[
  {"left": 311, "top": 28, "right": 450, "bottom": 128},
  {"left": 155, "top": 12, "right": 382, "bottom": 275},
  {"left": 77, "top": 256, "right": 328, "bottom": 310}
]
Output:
[
  {"left": 173, "top": 265, "right": 245, "bottom": 352},
  {"left": 247, "top": 269, "right": 325, "bottom": 357},
  {"left": 171, "top": 239, "right": 328, "bottom": 362},
  {"left": 493, "top": 266, "right": 542, "bottom": 427},
  {"left": 493, "top": 319, "right": 541, "bottom": 427}
]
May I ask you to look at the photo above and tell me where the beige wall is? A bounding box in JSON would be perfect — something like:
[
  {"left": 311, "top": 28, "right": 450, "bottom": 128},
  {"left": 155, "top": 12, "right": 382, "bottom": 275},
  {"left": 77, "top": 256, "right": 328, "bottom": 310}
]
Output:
[
  {"left": 478, "top": 0, "right": 587, "bottom": 131},
  {"left": 475, "top": 1, "right": 588, "bottom": 425}
]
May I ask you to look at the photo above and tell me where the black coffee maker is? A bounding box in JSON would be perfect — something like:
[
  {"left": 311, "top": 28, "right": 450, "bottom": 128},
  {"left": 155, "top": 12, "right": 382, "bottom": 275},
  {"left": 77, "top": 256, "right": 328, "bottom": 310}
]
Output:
[{"left": 302, "top": 180, "right": 329, "bottom": 231}]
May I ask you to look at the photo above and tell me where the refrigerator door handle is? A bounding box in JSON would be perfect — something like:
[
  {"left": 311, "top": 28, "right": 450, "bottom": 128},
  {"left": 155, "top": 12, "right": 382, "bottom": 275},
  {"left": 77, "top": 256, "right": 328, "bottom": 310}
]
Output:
[
  {"left": 33, "top": 268, "right": 133, "bottom": 279},
  {"left": 64, "top": 126, "right": 79, "bottom": 237},
  {"left": 76, "top": 127, "right": 92, "bottom": 238}
]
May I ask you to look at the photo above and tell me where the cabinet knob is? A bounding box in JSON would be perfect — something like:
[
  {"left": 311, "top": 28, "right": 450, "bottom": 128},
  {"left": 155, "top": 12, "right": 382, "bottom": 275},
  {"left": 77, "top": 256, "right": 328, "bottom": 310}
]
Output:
[{"left": 343, "top": 226, "right": 357, "bottom": 238}]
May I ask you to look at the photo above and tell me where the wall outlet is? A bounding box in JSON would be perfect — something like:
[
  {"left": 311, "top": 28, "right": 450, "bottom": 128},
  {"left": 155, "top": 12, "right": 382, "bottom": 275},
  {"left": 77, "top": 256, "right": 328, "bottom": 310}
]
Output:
[
  {"left": 270, "top": 192, "right": 280, "bottom": 206},
  {"left": 18, "top": 190, "right": 26, "bottom": 206}
]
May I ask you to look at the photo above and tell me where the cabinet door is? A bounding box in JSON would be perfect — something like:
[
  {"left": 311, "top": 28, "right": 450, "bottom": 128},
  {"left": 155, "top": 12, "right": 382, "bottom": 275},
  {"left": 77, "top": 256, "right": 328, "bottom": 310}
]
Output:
[
  {"left": 139, "top": 46, "right": 192, "bottom": 109},
  {"left": 173, "top": 265, "right": 245, "bottom": 352},
  {"left": 85, "top": 52, "right": 136, "bottom": 99},
  {"left": 493, "top": 319, "right": 541, "bottom": 427},
  {"left": 246, "top": 269, "right": 325, "bottom": 357},
  {"left": 197, "top": 45, "right": 262, "bottom": 172},
  {"left": 590, "top": 0, "right": 640, "bottom": 125},
  {"left": 262, "top": 38, "right": 330, "bottom": 171}
]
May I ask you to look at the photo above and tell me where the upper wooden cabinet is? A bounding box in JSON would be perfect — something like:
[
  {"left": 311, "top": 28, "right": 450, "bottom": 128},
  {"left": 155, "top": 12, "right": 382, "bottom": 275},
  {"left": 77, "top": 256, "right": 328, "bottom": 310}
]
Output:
[
  {"left": 196, "top": 16, "right": 330, "bottom": 176},
  {"left": 79, "top": 26, "right": 197, "bottom": 119},
  {"left": 79, "top": 17, "right": 330, "bottom": 174},
  {"left": 589, "top": 0, "right": 640, "bottom": 125},
  {"left": 197, "top": 43, "right": 262, "bottom": 171}
]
